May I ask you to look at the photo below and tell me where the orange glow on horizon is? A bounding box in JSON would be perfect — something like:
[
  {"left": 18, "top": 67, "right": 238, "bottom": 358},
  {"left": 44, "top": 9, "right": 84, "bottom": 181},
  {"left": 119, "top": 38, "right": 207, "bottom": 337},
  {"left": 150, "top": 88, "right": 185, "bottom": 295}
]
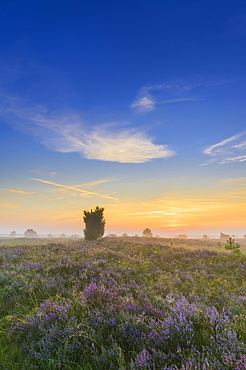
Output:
[{"left": 1, "top": 181, "right": 246, "bottom": 236}]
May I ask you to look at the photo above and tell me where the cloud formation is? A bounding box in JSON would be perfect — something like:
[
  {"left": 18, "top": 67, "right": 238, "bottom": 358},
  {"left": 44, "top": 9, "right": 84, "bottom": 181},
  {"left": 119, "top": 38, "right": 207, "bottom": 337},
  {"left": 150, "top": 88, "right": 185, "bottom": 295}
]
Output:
[
  {"left": 130, "top": 85, "right": 161, "bottom": 113},
  {"left": 1, "top": 188, "right": 36, "bottom": 194},
  {"left": 76, "top": 178, "right": 118, "bottom": 188},
  {"left": 36, "top": 121, "right": 174, "bottom": 163},
  {"left": 130, "top": 83, "right": 201, "bottom": 113},
  {"left": 203, "top": 132, "right": 246, "bottom": 164},
  {"left": 81, "top": 128, "right": 174, "bottom": 163},
  {"left": 221, "top": 155, "right": 246, "bottom": 164},
  {"left": 0, "top": 92, "right": 175, "bottom": 164},
  {"left": 220, "top": 177, "right": 246, "bottom": 185},
  {"left": 0, "top": 203, "right": 20, "bottom": 208},
  {"left": 122, "top": 192, "right": 244, "bottom": 230},
  {"left": 130, "top": 96, "right": 156, "bottom": 113}
]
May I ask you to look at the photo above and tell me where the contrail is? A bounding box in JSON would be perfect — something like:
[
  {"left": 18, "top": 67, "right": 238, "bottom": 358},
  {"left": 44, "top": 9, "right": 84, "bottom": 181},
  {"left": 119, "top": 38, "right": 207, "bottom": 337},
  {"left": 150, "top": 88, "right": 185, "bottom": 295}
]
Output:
[{"left": 30, "top": 178, "right": 118, "bottom": 200}]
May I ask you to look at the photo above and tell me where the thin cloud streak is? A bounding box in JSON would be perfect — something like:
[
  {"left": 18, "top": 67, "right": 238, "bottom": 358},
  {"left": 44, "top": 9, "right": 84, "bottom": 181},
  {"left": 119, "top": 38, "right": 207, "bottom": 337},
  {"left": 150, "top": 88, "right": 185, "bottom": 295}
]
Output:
[
  {"left": 0, "top": 203, "right": 20, "bottom": 208},
  {"left": 48, "top": 178, "right": 119, "bottom": 194},
  {"left": 30, "top": 177, "right": 119, "bottom": 200},
  {"left": 203, "top": 132, "right": 246, "bottom": 164},
  {"left": 131, "top": 203, "right": 228, "bottom": 216},
  {"left": 220, "top": 177, "right": 246, "bottom": 185},
  {"left": 104, "top": 191, "right": 246, "bottom": 231},
  {"left": 221, "top": 155, "right": 246, "bottom": 164},
  {"left": 203, "top": 133, "right": 242, "bottom": 155},
  {"left": 160, "top": 97, "right": 203, "bottom": 104},
  {"left": 1, "top": 188, "right": 36, "bottom": 194},
  {"left": 44, "top": 197, "right": 65, "bottom": 201},
  {"left": 0, "top": 92, "right": 175, "bottom": 163},
  {"left": 75, "top": 178, "right": 118, "bottom": 188}
]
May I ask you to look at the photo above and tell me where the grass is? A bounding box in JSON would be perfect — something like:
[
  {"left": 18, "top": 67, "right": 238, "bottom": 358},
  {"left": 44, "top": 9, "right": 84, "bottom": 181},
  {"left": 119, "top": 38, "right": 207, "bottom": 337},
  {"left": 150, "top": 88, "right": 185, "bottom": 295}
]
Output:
[{"left": 0, "top": 237, "right": 245, "bottom": 369}]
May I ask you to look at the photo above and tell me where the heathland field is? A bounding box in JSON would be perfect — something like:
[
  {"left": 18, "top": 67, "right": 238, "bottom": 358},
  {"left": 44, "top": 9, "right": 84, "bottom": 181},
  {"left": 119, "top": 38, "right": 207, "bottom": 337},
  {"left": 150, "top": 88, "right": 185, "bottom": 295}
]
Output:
[{"left": 0, "top": 237, "right": 246, "bottom": 369}]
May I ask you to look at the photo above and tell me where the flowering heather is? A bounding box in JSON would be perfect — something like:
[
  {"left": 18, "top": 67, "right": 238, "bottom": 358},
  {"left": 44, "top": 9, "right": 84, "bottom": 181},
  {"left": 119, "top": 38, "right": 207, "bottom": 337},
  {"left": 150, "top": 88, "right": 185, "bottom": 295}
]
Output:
[{"left": 0, "top": 237, "right": 245, "bottom": 369}]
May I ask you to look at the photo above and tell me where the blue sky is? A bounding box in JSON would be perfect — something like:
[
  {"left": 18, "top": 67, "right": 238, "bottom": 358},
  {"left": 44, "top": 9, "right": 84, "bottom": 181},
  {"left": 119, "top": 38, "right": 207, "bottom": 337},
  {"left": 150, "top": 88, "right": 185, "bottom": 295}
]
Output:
[{"left": 1, "top": 0, "right": 246, "bottom": 236}]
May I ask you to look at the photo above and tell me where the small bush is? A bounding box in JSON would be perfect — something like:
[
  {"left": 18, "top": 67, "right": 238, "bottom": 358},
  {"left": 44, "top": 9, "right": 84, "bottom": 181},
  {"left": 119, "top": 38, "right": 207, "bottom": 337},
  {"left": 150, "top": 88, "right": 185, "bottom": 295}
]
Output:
[{"left": 225, "top": 238, "right": 242, "bottom": 255}]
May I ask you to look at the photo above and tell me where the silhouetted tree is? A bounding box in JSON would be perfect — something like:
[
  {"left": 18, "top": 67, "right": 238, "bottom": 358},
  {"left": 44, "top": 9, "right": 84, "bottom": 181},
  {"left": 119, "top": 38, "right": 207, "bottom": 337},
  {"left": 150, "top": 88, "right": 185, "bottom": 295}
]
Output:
[
  {"left": 10, "top": 231, "right": 16, "bottom": 237},
  {"left": 143, "top": 228, "right": 153, "bottom": 237},
  {"left": 83, "top": 206, "right": 105, "bottom": 240},
  {"left": 24, "top": 228, "right": 38, "bottom": 238}
]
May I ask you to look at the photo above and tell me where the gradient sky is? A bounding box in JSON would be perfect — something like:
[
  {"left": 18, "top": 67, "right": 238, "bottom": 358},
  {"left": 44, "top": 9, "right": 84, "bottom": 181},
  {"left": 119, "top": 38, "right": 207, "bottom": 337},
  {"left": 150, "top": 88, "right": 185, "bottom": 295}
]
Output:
[{"left": 1, "top": 0, "right": 246, "bottom": 237}]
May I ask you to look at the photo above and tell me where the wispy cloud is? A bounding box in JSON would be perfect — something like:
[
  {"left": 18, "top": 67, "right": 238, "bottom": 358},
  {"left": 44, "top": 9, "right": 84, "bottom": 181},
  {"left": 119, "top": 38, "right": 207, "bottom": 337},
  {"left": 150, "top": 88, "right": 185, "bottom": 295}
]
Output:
[
  {"left": 83, "top": 128, "right": 175, "bottom": 163},
  {"left": 1, "top": 188, "right": 36, "bottom": 194},
  {"left": 105, "top": 191, "right": 246, "bottom": 230},
  {"left": 30, "top": 178, "right": 119, "bottom": 200},
  {"left": 0, "top": 92, "right": 175, "bottom": 163},
  {"left": 130, "top": 84, "right": 163, "bottom": 113},
  {"left": 131, "top": 202, "right": 228, "bottom": 216},
  {"left": 44, "top": 196, "right": 65, "bottom": 201},
  {"left": 203, "top": 132, "right": 246, "bottom": 164},
  {"left": 75, "top": 178, "right": 118, "bottom": 188},
  {"left": 130, "top": 96, "right": 156, "bottom": 113},
  {"left": 38, "top": 120, "right": 174, "bottom": 163},
  {"left": 0, "top": 203, "right": 20, "bottom": 208},
  {"left": 221, "top": 155, "right": 246, "bottom": 164},
  {"left": 220, "top": 177, "right": 246, "bottom": 185},
  {"left": 160, "top": 97, "right": 202, "bottom": 104},
  {"left": 203, "top": 133, "right": 241, "bottom": 155},
  {"left": 130, "top": 82, "right": 202, "bottom": 113}
]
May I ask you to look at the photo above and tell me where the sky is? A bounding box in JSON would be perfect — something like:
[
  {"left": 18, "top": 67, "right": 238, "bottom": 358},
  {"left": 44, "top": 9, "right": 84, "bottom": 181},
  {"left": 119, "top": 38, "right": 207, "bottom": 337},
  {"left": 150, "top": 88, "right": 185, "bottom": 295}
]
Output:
[{"left": 1, "top": 0, "right": 246, "bottom": 237}]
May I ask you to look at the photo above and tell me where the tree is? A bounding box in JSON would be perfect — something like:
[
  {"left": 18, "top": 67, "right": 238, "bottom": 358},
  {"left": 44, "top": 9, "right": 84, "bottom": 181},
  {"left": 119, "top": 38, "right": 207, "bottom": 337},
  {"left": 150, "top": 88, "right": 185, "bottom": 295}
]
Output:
[
  {"left": 24, "top": 228, "right": 38, "bottom": 238},
  {"left": 143, "top": 228, "right": 153, "bottom": 238},
  {"left": 10, "top": 231, "right": 16, "bottom": 237},
  {"left": 83, "top": 206, "right": 105, "bottom": 240}
]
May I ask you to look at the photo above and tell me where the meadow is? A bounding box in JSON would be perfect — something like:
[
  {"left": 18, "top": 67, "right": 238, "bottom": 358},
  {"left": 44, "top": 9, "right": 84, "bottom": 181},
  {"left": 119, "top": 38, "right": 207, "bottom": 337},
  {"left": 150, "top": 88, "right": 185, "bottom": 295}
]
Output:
[{"left": 0, "top": 237, "right": 246, "bottom": 369}]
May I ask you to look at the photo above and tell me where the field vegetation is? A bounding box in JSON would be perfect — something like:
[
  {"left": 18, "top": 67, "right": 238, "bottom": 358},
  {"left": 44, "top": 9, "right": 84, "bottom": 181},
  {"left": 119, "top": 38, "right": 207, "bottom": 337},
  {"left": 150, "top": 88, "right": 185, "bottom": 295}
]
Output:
[{"left": 0, "top": 237, "right": 246, "bottom": 369}]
